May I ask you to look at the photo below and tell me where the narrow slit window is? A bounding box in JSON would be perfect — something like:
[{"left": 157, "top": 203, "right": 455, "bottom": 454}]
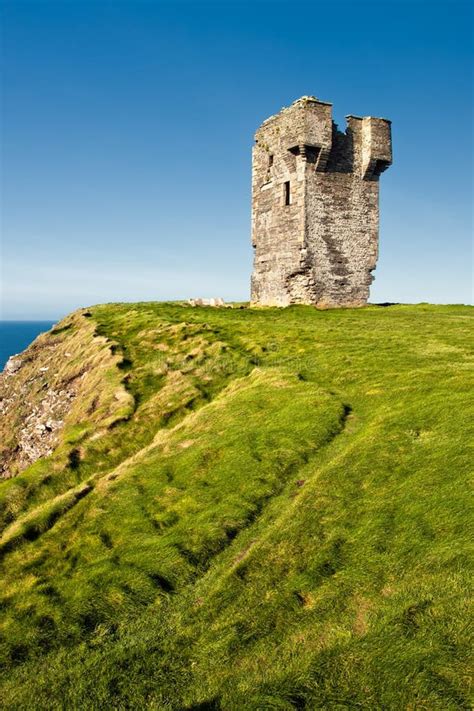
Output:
[
  {"left": 284, "top": 181, "right": 291, "bottom": 205},
  {"left": 268, "top": 154, "right": 274, "bottom": 167}
]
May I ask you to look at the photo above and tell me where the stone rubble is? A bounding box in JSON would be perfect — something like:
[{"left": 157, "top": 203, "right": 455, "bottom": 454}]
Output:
[{"left": 187, "top": 297, "right": 230, "bottom": 307}]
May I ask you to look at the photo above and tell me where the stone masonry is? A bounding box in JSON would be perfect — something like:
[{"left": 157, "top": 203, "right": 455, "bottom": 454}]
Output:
[{"left": 251, "top": 96, "right": 392, "bottom": 307}]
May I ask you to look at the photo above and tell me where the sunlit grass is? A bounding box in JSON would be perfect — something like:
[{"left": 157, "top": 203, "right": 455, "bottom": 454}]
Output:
[{"left": 0, "top": 302, "right": 472, "bottom": 709}]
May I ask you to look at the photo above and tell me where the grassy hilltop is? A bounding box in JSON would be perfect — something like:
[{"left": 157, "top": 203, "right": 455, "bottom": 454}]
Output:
[{"left": 0, "top": 302, "right": 472, "bottom": 709}]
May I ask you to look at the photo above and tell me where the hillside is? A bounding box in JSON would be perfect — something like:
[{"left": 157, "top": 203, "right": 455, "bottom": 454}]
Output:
[{"left": 0, "top": 302, "right": 472, "bottom": 710}]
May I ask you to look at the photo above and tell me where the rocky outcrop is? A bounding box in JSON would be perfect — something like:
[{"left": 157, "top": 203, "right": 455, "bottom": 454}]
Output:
[
  {"left": 1, "top": 357, "right": 82, "bottom": 477},
  {"left": 187, "top": 297, "right": 229, "bottom": 307},
  {"left": 0, "top": 311, "right": 133, "bottom": 479}
]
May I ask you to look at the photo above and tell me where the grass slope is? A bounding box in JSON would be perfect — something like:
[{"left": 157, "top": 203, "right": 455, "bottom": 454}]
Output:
[{"left": 0, "top": 302, "right": 472, "bottom": 709}]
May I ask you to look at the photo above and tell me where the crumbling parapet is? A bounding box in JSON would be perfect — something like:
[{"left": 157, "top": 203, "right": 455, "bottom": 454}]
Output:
[{"left": 250, "top": 96, "right": 392, "bottom": 307}]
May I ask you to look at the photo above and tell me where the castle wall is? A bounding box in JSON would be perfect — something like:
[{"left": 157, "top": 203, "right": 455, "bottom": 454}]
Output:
[
  {"left": 304, "top": 169, "right": 379, "bottom": 306},
  {"left": 250, "top": 103, "right": 307, "bottom": 306},
  {"left": 251, "top": 97, "right": 391, "bottom": 307}
]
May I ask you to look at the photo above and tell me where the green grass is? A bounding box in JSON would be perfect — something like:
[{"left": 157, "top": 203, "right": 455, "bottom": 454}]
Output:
[{"left": 0, "top": 302, "right": 472, "bottom": 709}]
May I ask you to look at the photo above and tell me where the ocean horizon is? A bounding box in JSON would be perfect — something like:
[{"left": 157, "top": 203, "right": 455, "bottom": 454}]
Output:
[{"left": 0, "top": 321, "right": 56, "bottom": 371}]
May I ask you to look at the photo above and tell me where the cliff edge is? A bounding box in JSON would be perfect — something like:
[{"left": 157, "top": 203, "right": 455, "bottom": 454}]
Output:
[{"left": 0, "top": 302, "right": 471, "bottom": 710}]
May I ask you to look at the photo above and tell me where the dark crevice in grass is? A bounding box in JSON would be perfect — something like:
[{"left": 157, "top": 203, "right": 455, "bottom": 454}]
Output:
[
  {"left": 183, "top": 699, "right": 220, "bottom": 710},
  {"left": 148, "top": 573, "right": 175, "bottom": 593},
  {"left": 9, "top": 644, "right": 29, "bottom": 664},
  {"left": 99, "top": 531, "right": 113, "bottom": 550},
  {"left": 38, "top": 584, "right": 62, "bottom": 603},
  {"left": 159, "top": 395, "right": 208, "bottom": 428},
  {"left": 164, "top": 466, "right": 174, "bottom": 483},
  {"left": 22, "top": 552, "right": 48, "bottom": 572},
  {"left": 175, "top": 544, "right": 202, "bottom": 570},
  {"left": 193, "top": 382, "right": 214, "bottom": 402},
  {"left": 79, "top": 611, "right": 103, "bottom": 635},
  {"left": 117, "top": 357, "right": 132, "bottom": 371},
  {"left": 50, "top": 323, "right": 72, "bottom": 336},
  {"left": 0, "top": 484, "right": 93, "bottom": 559},
  {"left": 342, "top": 403, "right": 352, "bottom": 419},
  {"left": 150, "top": 511, "right": 180, "bottom": 531},
  {"left": 68, "top": 448, "right": 81, "bottom": 470},
  {"left": 107, "top": 414, "right": 133, "bottom": 430},
  {"left": 284, "top": 692, "right": 306, "bottom": 710}
]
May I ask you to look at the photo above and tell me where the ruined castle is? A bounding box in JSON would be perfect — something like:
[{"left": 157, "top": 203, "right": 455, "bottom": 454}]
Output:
[{"left": 251, "top": 96, "right": 392, "bottom": 307}]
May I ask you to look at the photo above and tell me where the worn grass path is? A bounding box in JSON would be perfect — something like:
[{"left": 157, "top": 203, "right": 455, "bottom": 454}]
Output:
[{"left": 0, "top": 302, "right": 472, "bottom": 709}]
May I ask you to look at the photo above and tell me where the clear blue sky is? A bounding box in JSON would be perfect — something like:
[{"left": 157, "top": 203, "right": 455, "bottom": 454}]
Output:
[{"left": 2, "top": 0, "right": 472, "bottom": 319}]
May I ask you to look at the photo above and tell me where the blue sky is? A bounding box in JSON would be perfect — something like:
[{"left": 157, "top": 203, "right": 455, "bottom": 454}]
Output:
[{"left": 2, "top": 0, "right": 472, "bottom": 319}]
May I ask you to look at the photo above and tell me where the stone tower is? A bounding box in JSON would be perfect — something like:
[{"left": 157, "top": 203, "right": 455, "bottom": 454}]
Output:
[{"left": 251, "top": 96, "right": 392, "bottom": 307}]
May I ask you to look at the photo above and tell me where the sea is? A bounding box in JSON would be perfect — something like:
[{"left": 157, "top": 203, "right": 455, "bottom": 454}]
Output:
[{"left": 0, "top": 321, "right": 56, "bottom": 371}]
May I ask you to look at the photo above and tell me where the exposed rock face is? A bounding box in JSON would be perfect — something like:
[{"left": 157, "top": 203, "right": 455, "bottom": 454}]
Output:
[
  {"left": 0, "top": 354, "right": 77, "bottom": 476},
  {"left": 0, "top": 312, "right": 134, "bottom": 479},
  {"left": 4, "top": 357, "right": 23, "bottom": 375},
  {"left": 251, "top": 96, "right": 392, "bottom": 307}
]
